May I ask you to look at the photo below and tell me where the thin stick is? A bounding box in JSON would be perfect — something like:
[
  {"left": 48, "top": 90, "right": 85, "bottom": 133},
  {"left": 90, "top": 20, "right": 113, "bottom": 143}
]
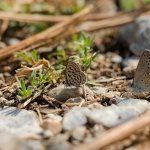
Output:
[
  {"left": 0, "top": 11, "right": 70, "bottom": 23},
  {"left": 35, "top": 108, "right": 43, "bottom": 125},
  {"left": 0, "top": 11, "right": 124, "bottom": 23},
  {"left": 79, "top": 99, "right": 85, "bottom": 107},
  {"left": 73, "top": 111, "right": 150, "bottom": 150}
]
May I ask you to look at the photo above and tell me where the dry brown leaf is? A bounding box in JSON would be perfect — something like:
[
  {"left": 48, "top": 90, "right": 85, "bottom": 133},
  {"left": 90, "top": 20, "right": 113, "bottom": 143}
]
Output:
[
  {"left": 32, "top": 58, "right": 51, "bottom": 68},
  {"left": 15, "top": 64, "right": 43, "bottom": 78}
]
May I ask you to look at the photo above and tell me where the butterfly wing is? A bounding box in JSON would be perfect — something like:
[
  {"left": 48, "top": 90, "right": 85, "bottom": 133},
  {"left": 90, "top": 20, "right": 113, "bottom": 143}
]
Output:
[
  {"left": 66, "top": 61, "right": 81, "bottom": 74},
  {"left": 132, "top": 49, "right": 150, "bottom": 92},
  {"left": 66, "top": 72, "right": 87, "bottom": 87}
]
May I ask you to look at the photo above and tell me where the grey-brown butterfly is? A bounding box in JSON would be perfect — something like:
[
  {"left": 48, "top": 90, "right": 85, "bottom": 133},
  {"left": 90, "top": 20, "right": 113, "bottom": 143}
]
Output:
[
  {"left": 131, "top": 49, "right": 150, "bottom": 92},
  {"left": 65, "top": 61, "right": 87, "bottom": 87}
]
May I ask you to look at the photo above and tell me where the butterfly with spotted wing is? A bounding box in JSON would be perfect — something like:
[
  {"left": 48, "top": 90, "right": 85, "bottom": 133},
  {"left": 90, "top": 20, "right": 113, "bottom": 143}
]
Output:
[{"left": 65, "top": 61, "right": 87, "bottom": 87}]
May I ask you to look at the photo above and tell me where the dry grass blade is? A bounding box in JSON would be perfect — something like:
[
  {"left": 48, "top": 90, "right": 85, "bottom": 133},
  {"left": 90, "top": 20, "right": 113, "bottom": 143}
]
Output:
[
  {"left": 73, "top": 111, "right": 150, "bottom": 150},
  {"left": 0, "top": 11, "right": 70, "bottom": 23},
  {"left": 0, "top": 11, "right": 123, "bottom": 23}
]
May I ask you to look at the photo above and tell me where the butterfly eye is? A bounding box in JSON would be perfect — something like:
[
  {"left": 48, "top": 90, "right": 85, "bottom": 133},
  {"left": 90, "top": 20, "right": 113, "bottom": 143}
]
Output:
[{"left": 130, "top": 83, "right": 133, "bottom": 88}]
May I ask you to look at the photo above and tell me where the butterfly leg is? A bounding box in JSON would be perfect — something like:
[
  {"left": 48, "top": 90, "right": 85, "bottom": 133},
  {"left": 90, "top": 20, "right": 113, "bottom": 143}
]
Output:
[{"left": 82, "top": 84, "right": 87, "bottom": 102}]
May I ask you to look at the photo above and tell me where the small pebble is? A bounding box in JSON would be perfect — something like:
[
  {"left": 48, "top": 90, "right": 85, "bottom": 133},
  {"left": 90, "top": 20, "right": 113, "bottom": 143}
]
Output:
[
  {"left": 45, "top": 114, "right": 62, "bottom": 121},
  {"left": 121, "top": 56, "right": 139, "bottom": 68},
  {"left": 62, "top": 107, "right": 90, "bottom": 131},
  {"left": 42, "top": 119, "right": 62, "bottom": 135},
  {"left": 66, "top": 97, "right": 84, "bottom": 103},
  {"left": 71, "top": 126, "right": 86, "bottom": 141},
  {"left": 111, "top": 55, "right": 122, "bottom": 63},
  {"left": 88, "top": 102, "right": 103, "bottom": 110},
  {"left": 43, "top": 130, "right": 54, "bottom": 138}
]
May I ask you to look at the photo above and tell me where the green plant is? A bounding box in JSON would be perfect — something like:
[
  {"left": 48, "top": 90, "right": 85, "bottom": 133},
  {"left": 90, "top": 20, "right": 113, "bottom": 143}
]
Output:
[
  {"left": 15, "top": 66, "right": 62, "bottom": 100},
  {"left": 119, "top": 0, "right": 136, "bottom": 12},
  {"left": 61, "top": 0, "right": 85, "bottom": 15},
  {"left": 15, "top": 50, "right": 40, "bottom": 65},
  {"left": 142, "top": 0, "right": 150, "bottom": 3},
  {"left": 47, "top": 47, "right": 66, "bottom": 70},
  {"left": 16, "top": 76, "right": 32, "bottom": 99},
  {"left": 70, "top": 32, "right": 99, "bottom": 72}
]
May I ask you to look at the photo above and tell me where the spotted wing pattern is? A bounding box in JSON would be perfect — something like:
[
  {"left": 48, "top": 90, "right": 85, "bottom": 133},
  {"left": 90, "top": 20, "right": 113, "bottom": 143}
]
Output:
[
  {"left": 132, "top": 49, "right": 150, "bottom": 92},
  {"left": 65, "top": 61, "right": 87, "bottom": 87}
]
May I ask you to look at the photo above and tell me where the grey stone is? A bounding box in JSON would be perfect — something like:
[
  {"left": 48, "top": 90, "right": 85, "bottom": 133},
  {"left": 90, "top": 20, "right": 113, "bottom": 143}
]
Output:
[
  {"left": 42, "top": 119, "right": 62, "bottom": 135},
  {"left": 120, "top": 16, "right": 150, "bottom": 56},
  {"left": 117, "top": 98, "right": 150, "bottom": 114},
  {"left": 86, "top": 105, "right": 138, "bottom": 128},
  {"left": 66, "top": 97, "right": 84, "bottom": 103},
  {"left": 90, "top": 124, "right": 105, "bottom": 137},
  {"left": 48, "top": 85, "right": 94, "bottom": 102},
  {"left": 54, "top": 133, "right": 70, "bottom": 143},
  {"left": 111, "top": 55, "right": 122, "bottom": 63},
  {"left": 121, "top": 56, "right": 139, "bottom": 68},
  {"left": 0, "top": 106, "right": 42, "bottom": 137},
  {"left": 27, "top": 140, "right": 44, "bottom": 150},
  {"left": 0, "top": 134, "right": 31, "bottom": 150},
  {"left": 91, "top": 86, "right": 107, "bottom": 95},
  {"left": 83, "top": 134, "right": 94, "bottom": 143},
  {"left": 71, "top": 126, "right": 86, "bottom": 141},
  {"left": 62, "top": 98, "right": 150, "bottom": 130},
  {"left": 88, "top": 102, "right": 103, "bottom": 110},
  {"left": 45, "top": 114, "right": 62, "bottom": 121},
  {"left": 47, "top": 142, "right": 71, "bottom": 150},
  {"left": 87, "top": 98, "right": 150, "bottom": 128},
  {"left": 6, "top": 37, "right": 20, "bottom": 45},
  {"left": 62, "top": 106, "right": 90, "bottom": 131}
]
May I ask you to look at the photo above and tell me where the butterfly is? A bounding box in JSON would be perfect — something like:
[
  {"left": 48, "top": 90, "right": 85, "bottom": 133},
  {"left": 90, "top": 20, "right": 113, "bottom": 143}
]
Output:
[
  {"left": 65, "top": 61, "right": 87, "bottom": 87},
  {"left": 131, "top": 49, "right": 150, "bottom": 92}
]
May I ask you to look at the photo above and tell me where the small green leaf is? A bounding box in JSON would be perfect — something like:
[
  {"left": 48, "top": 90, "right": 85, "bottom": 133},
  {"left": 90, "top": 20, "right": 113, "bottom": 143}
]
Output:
[
  {"left": 38, "top": 84, "right": 44, "bottom": 90},
  {"left": 69, "top": 55, "right": 80, "bottom": 59},
  {"left": 15, "top": 76, "right": 21, "bottom": 88},
  {"left": 85, "top": 58, "right": 92, "bottom": 72},
  {"left": 91, "top": 51, "right": 100, "bottom": 61},
  {"left": 29, "top": 70, "right": 36, "bottom": 86},
  {"left": 18, "top": 89, "right": 25, "bottom": 96},
  {"left": 20, "top": 79, "right": 27, "bottom": 94},
  {"left": 26, "top": 88, "right": 32, "bottom": 97},
  {"left": 119, "top": 0, "right": 136, "bottom": 12},
  {"left": 17, "top": 95, "right": 23, "bottom": 100},
  {"left": 84, "top": 47, "right": 88, "bottom": 58},
  {"left": 72, "top": 34, "right": 78, "bottom": 42}
]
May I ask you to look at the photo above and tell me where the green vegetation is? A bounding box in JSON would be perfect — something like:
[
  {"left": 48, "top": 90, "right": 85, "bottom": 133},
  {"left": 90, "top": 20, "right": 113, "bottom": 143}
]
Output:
[
  {"left": 16, "top": 76, "right": 32, "bottom": 99},
  {"left": 119, "top": 0, "right": 136, "bottom": 12},
  {"left": 15, "top": 50, "right": 40, "bottom": 65},
  {"left": 70, "top": 32, "right": 99, "bottom": 72}
]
